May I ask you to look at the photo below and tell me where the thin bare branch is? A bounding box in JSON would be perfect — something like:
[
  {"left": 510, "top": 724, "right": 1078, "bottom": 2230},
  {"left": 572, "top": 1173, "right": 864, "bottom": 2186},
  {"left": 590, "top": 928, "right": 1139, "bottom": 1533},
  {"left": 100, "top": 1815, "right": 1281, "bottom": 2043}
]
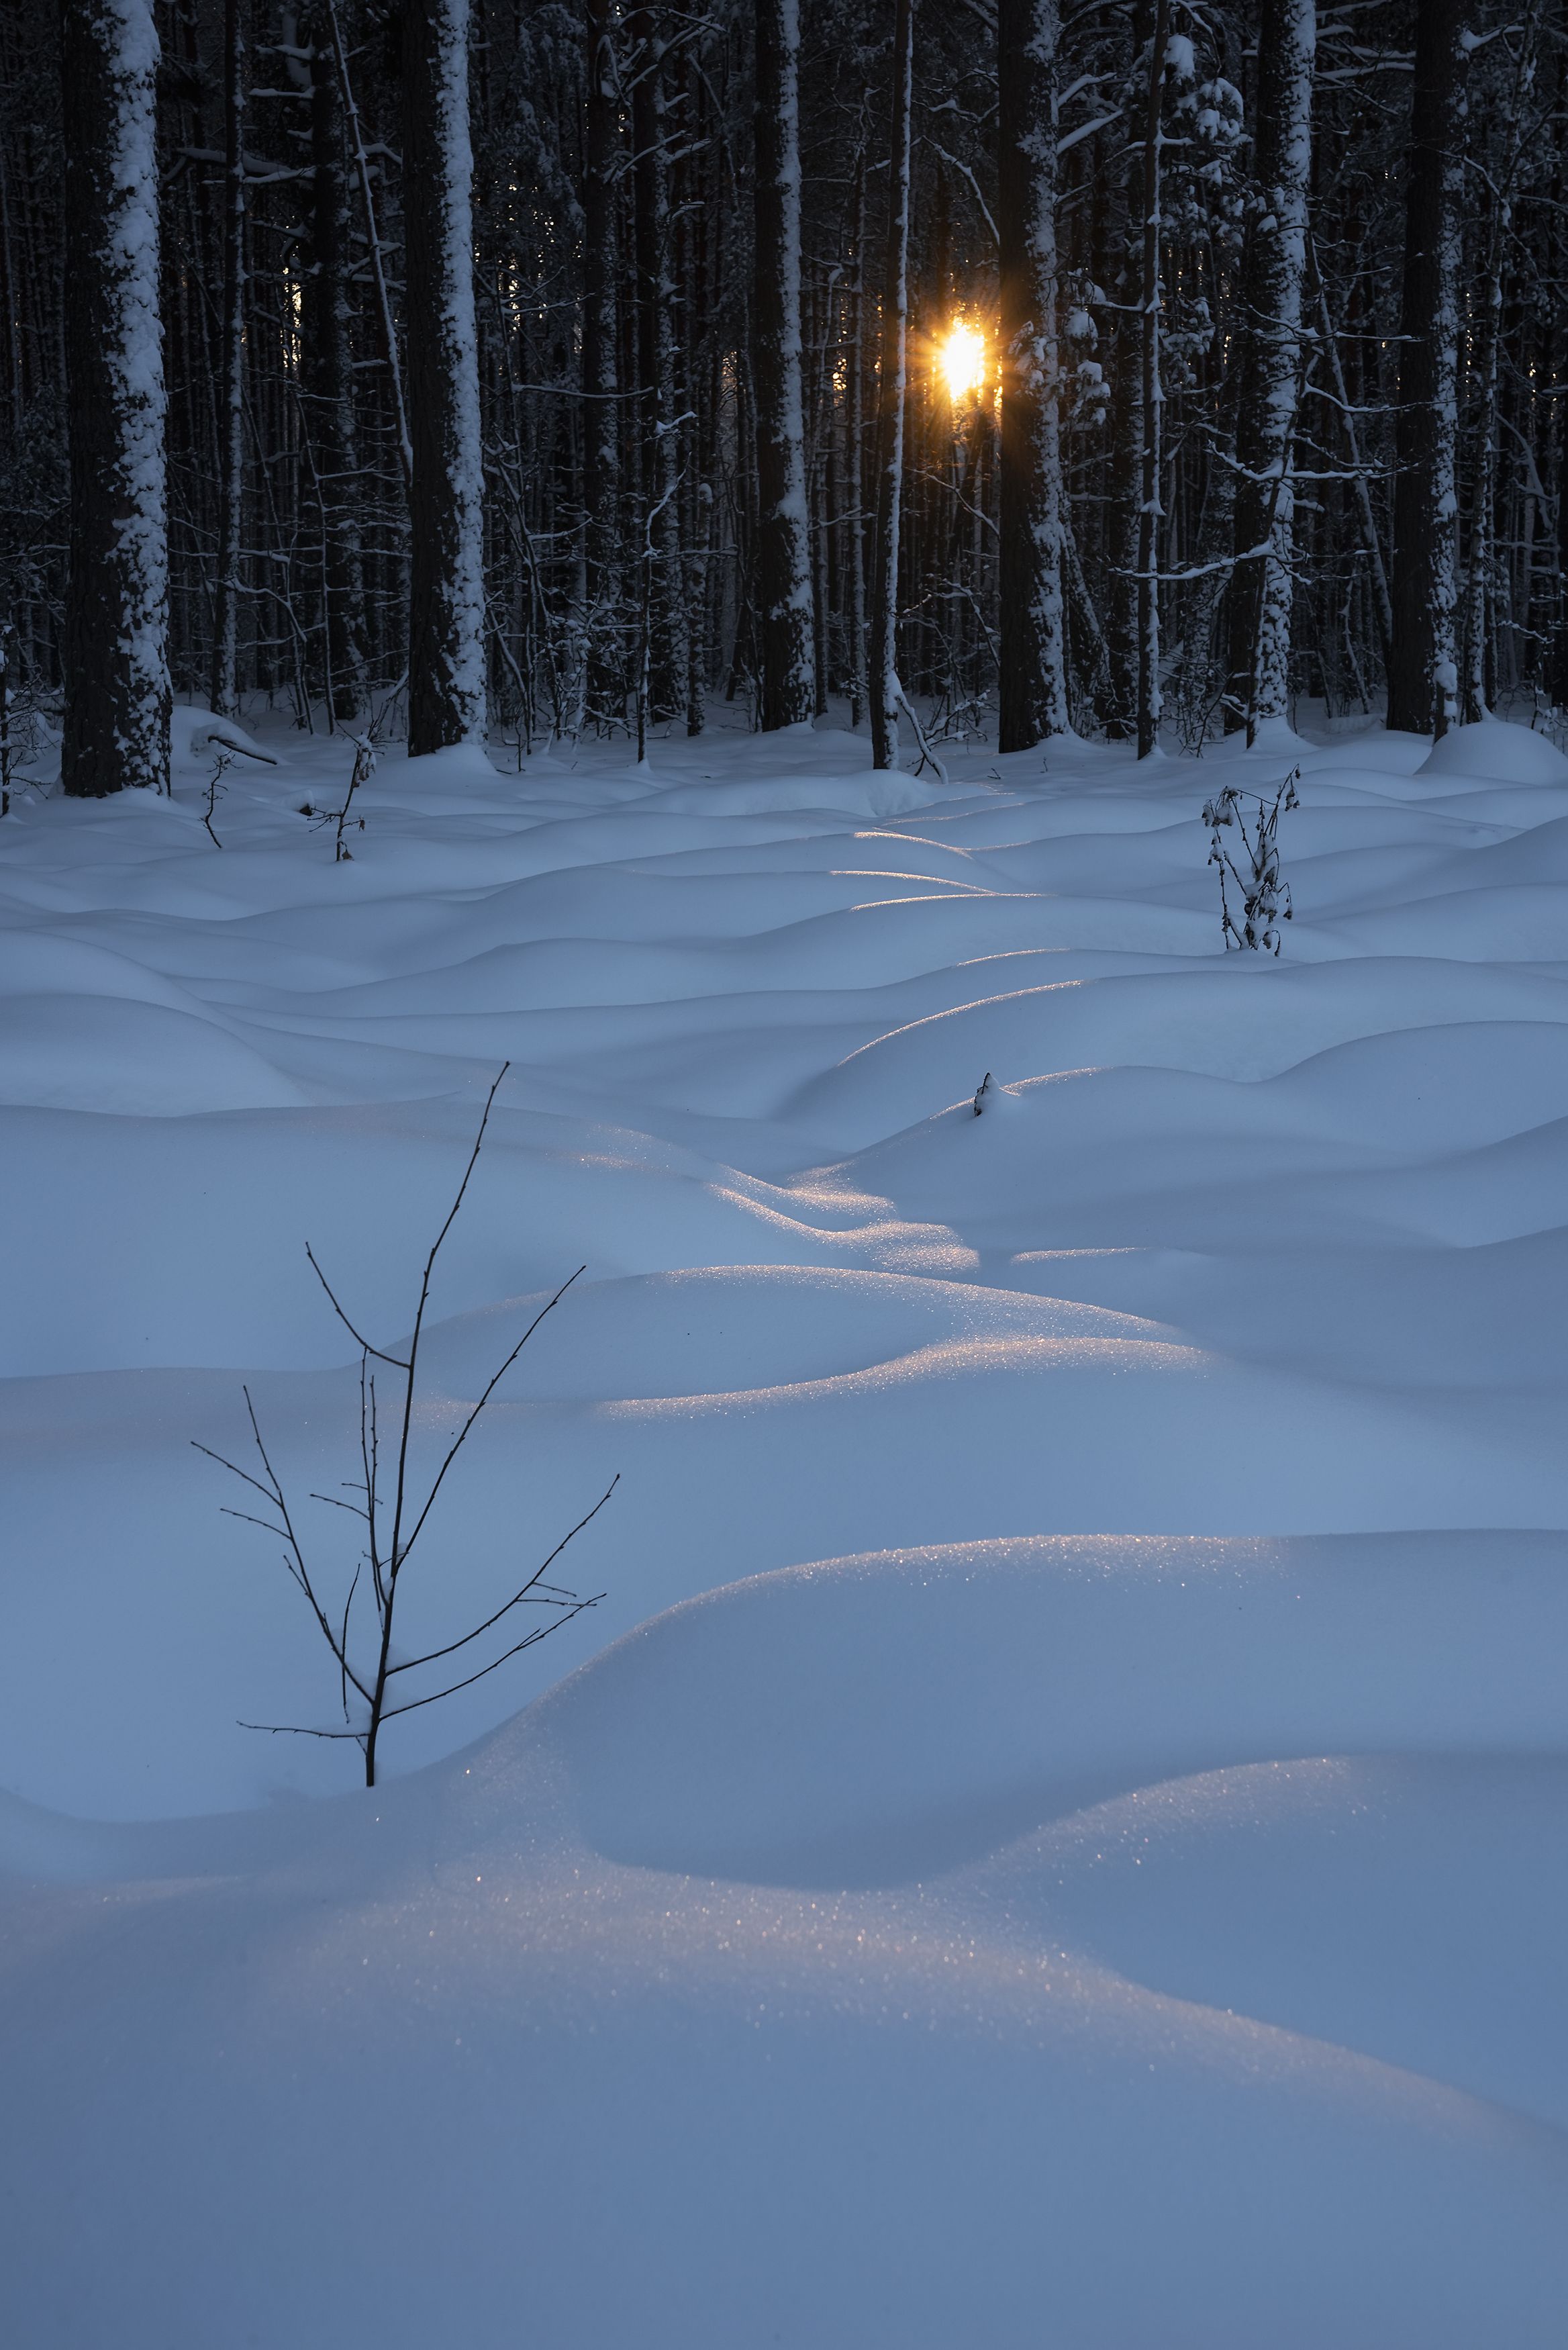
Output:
[
  {"left": 305, "top": 1245, "right": 411, "bottom": 1368},
  {"left": 399, "top": 1267, "right": 587, "bottom": 1560},
  {"left": 388, "top": 1474, "right": 620, "bottom": 1675}
]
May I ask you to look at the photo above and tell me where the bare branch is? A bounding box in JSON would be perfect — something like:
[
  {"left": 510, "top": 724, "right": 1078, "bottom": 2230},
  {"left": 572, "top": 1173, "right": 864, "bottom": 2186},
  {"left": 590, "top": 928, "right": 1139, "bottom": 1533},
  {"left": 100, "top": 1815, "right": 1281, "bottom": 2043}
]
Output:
[
  {"left": 398, "top": 1267, "right": 587, "bottom": 1560},
  {"left": 380, "top": 1593, "right": 604, "bottom": 1721},
  {"left": 305, "top": 1245, "right": 411, "bottom": 1368},
  {"left": 387, "top": 1475, "right": 620, "bottom": 1676}
]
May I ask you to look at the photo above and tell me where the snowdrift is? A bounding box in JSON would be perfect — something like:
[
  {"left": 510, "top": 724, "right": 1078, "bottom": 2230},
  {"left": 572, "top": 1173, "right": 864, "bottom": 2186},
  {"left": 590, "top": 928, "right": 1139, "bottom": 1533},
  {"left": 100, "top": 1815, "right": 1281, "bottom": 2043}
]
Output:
[{"left": 2, "top": 709, "right": 1567, "bottom": 2341}]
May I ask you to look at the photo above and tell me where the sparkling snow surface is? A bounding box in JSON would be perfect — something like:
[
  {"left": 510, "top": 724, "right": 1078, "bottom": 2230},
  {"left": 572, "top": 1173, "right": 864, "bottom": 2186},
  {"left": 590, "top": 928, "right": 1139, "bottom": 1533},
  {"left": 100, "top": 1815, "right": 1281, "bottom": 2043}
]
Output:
[{"left": 1, "top": 715, "right": 1565, "bottom": 2343}]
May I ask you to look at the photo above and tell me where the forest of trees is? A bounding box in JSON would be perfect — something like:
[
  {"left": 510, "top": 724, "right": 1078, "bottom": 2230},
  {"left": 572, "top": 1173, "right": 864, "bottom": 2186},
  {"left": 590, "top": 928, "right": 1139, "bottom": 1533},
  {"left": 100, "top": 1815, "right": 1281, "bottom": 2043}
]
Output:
[{"left": 3, "top": 0, "right": 1568, "bottom": 794}]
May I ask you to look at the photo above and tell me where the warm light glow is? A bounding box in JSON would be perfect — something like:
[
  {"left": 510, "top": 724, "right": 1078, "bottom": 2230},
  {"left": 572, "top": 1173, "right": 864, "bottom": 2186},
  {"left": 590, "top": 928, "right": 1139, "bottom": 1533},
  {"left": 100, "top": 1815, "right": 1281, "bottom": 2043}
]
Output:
[{"left": 941, "top": 321, "right": 985, "bottom": 404}]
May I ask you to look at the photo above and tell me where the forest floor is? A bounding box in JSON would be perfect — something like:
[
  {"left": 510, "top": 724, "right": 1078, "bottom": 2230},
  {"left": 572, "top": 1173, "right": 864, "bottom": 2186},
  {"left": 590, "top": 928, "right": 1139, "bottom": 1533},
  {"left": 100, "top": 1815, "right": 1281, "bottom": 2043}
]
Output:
[{"left": 1, "top": 706, "right": 1565, "bottom": 2342}]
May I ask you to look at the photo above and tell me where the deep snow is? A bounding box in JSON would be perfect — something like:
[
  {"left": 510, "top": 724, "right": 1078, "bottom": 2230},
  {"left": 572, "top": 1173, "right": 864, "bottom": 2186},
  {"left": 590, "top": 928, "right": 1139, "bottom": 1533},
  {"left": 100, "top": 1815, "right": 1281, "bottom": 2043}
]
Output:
[{"left": 1, "top": 710, "right": 1564, "bottom": 2343}]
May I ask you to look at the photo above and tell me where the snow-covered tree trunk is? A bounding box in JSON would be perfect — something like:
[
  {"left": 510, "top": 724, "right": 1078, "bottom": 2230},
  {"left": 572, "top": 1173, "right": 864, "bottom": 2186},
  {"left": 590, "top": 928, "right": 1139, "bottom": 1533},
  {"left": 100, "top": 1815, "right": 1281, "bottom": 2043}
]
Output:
[
  {"left": 630, "top": 7, "right": 691, "bottom": 733},
  {"left": 1134, "top": 0, "right": 1170, "bottom": 759},
  {"left": 1387, "top": 0, "right": 1467, "bottom": 739},
  {"left": 405, "top": 0, "right": 486, "bottom": 753},
  {"left": 582, "top": 0, "right": 623, "bottom": 714},
  {"left": 1461, "top": 15, "right": 1536, "bottom": 724},
  {"left": 752, "top": 0, "right": 816, "bottom": 731},
  {"left": 869, "top": 0, "right": 916, "bottom": 771},
  {"left": 844, "top": 147, "right": 869, "bottom": 729},
  {"left": 1102, "top": 208, "right": 1144, "bottom": 740},
  {"left": 1226, "top": 0, "right": 1314, "bottom": 739},
  {"left": 996, "top": 0, "right": 1070, "bottom": 751},
  {"left": 209, "top": 0, "right": 246, "bottom": 718},
  {"left": 305, "top": 3, "right": 368, "bottom": 723},
  {"left": 60, "top": 0, "right": 170, "bottom": 798}
]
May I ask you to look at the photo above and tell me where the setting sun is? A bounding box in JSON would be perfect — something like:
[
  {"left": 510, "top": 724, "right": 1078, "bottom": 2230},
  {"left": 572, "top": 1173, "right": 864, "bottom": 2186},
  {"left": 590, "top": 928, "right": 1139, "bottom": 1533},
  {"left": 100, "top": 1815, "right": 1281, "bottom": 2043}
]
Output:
[{"left": 940, "top": 320, "right": 985, "bottom": 403}]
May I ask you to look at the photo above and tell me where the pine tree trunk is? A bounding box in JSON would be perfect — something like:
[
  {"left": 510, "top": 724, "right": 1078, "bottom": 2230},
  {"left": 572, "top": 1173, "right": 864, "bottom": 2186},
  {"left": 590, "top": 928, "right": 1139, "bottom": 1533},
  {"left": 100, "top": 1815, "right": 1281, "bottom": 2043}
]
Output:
[
  {"left": 1225, "top": 0, "right": 1314, "bottom": 739},
  {"left": 582, "top": 0, "right": 623, "bottom": 719},
  {"left": 60, "top": 0, "right": 170, "bottom": 798},
  {"left": 752, "top": 0, "right": 816, "bottom": 729},
  {"left": 996, "top": 0, "right": 1070, "bottom": 751},
  {"left": 306, "top": 4, "right": 367, "bottom": 724},
  {"left": 630, "top": 7, "right": 690, "bottom": 729},
  {"left": 405, "top": 0, "right": 487, "bottom": 753},
  {"left": 869, "top": 0, "right": 915, "bottom": 771},
  {"left": 845, "top": 147, "right": 869, "bottom": 728},
  {"left": 209, "top": 0, "right": 246, "bottom": 716},
  {"left": 1387, "top": 0, "right": 1467, "bottom": 738},
  {"left": 1135, "top": 0, "right": 1169, "bottom": 759}
]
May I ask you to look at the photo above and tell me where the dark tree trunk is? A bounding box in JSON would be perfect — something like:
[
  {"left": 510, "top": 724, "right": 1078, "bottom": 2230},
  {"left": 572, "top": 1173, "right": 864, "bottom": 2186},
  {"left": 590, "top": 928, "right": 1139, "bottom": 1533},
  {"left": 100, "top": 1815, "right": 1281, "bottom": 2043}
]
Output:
[
  {"left": 1100, "top": 4, "right": 1150, "bottom": 743},
  {"left": 1135, "top": 0, "right": 1169, "bottom": 759},
  {"left": 752, "top": 0, "right": 815, "bottom": 730},
  {"left": 582, "top": 0, "right": 622, "bottom": 717},
  {"left": 996, "top": 0, "right": 1070, "bottom": 751},
  {"left": 1387, "top": 0, "right": 1466, "bottom": 737},
  {"left": 1224, "top": 0, "right": 1314, "bottom": 739},
  {"left": 306, "top": 3, "right": 367, "bottom": 723},
  {"left": 405, "top": 0, "right": 486, "bottom": 753},
  {"left": 60, "top": 0, "right": 170, "bottom": 797},
  {"left": 869, "top": 0, "right": 915, "bottom": 771},
  {"left": 630, "top": 5, "right": 689, "bottom": 731},
  {"left": 209, "top": 0, "right": 245, "bottom": 716}
]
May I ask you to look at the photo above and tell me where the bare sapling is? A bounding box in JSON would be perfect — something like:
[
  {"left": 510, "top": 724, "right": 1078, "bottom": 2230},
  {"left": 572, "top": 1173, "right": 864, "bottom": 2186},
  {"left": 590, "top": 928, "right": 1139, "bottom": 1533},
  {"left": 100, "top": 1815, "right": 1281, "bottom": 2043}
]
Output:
[
  {"left": 307, "top": 669, "right": 404, "bottom": 857},
  {"left": 1203, "top": 767, "right": 1299, "bottom": 953},
  {"left": 202, "top": 748, "right": 232, "bottom": 845},
  {"left": 328, "top": 729, "right": 373, "bottom": 860},
  {"left": 196, "top": 1065, "right": 616, "bottom": 1785}
]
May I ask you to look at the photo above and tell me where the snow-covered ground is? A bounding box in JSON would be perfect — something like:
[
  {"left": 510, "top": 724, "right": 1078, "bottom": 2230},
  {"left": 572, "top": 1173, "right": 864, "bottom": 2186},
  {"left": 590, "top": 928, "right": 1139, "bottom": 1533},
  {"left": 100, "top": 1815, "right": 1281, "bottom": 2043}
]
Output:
[{"left": 1, "top": 710, "right": 1565, "bottom": 2343}]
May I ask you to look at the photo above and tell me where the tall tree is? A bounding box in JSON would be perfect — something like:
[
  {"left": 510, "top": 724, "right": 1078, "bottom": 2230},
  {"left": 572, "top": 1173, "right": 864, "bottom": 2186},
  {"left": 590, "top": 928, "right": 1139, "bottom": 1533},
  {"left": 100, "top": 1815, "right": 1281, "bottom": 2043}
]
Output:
[
  {"left": 60, "top": 0, "right": 170, "bottom": 797},
  {"left": 1387, "top": 0, "right": 1467, "bottom": 738},
  {"left": 869, "top": 0, "right": 916, "bottom": 771},
  {"left": 995, "top": 0, "right": 1070, "bottom": 750},
  {"left": 630, "top": 5, "right": 691, "bottom": 735},
  {"left": 1225, "top": 0, "right": 1314, "bottom": 739},
  {"left": 581, "top": 0, "right": 623, "bottom": 716},
  {"left": 405, "top": 0, "right": 486, "bottom": 753},
  {"left": 1134, "top": 0, "right": 1170, "bottom": 759},
  {"left": 305, "top": 1, "right": 368, "bottom": 724},
  {"left": 209, "top": 0, "right": 246, "bottom": 716},
  {"left": 752, "top": 0, "right": 815, "bottom": 730}
]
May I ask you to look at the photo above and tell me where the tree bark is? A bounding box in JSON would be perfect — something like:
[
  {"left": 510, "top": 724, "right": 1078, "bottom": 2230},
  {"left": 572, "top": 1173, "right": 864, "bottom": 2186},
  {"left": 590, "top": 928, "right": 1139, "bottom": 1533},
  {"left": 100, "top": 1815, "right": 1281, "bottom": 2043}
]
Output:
[
  {"left": 209, "top": 0, "right": 246, "bottom": 716},
  {"left": 582, "top": 0, "right": 623, "bottom": 716},
  {"left": 1135, "top": 0, "right": 1169, "bottom": 759},
  {"left": 752, "top": 0, "right": 815, "bottom": 729},
  {"left": 1224, "top": 0, "right": 1314, "bottom": 738},
  {"left": 1387, "top": 0, "right": 1467, "bottom": 737},
  {"left": 60, "top": 0, "right": 170, "bottom": 797},
  {"left": 405, "top": 0, "right": 487, "bottom": 753},
  {"left": 630, "top": 5, "right": 690, "bottom": 731},
  {"left": 996, "top": 0, "right": 1070, "bottom": 751},
  {"left": 306, "top": 3, "right": 368, "bottom": 723},
  {"left": 869, "top": 0, "right": 915, "bottom": 771}
]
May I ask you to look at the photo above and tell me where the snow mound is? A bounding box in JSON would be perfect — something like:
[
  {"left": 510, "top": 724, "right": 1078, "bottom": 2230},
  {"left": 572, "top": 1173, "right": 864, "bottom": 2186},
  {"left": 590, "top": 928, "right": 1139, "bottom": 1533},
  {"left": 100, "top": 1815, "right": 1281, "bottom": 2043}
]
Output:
[
  {"left": 1416, "top": 718, "right": 1568, "bottom": 786},
  {"left": 550, "top": 1529, "right": 1568, "bottom": 1881},
  {"left": 1, "top": 1530, "right": 1565, "bottom": 2349},
  {"left": 5, "top": 714, "right": 1568, "bottom": 2339}
]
